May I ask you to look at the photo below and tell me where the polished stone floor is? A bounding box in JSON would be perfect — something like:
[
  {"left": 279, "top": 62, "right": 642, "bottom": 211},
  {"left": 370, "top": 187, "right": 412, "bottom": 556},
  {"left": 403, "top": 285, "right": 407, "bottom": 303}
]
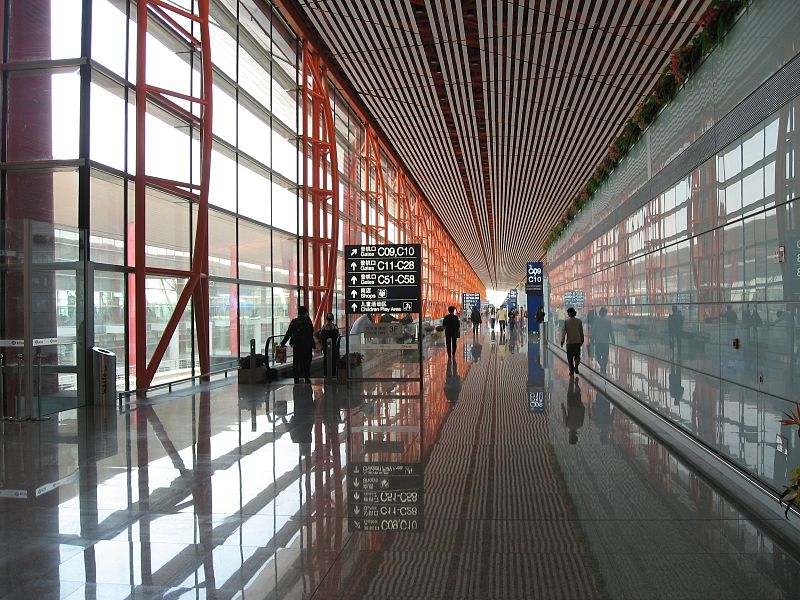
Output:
[{"left": 1, "top": 328, "right": 799, "bottom": 599}]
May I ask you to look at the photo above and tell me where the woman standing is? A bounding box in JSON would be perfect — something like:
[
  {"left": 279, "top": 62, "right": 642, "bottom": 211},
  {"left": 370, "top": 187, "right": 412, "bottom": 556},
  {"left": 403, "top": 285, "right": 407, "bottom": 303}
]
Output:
[{"left": 316, "top": 312, "right": 340, "bottom": 377}]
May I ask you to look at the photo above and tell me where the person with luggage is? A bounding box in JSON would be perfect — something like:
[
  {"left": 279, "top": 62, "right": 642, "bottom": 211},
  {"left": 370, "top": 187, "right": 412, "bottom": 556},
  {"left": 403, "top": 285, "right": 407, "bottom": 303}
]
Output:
[{"left": 278, "top": 306, "right": 315, "bottom": 383}]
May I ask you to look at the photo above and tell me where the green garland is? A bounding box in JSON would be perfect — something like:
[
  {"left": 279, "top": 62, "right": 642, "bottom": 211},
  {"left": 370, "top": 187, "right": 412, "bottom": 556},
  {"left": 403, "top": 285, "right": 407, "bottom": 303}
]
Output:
[{"left": 543, "top": 0, "right": 747, "bottom": 254}]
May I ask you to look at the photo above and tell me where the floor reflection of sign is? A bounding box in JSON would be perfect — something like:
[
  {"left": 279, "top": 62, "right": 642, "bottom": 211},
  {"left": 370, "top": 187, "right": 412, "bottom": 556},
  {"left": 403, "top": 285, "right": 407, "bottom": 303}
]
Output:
[
  {"left": 564, "top": 290, "right": 585, "bottom": 308},
  {"left": 528, "top": 390, "right": 545, "bottom": 414},
  {"left": 777, "top": 433, "right": 788, "bottom": 455},
  {"left": 348, "top": 463, "right": 424, "bottom": 532},
  {"left": 788, "top": 234, "right": 800, "bottom": 300},
  {"left": 346, "top": 244, "right": 422, "bottom": 314}
]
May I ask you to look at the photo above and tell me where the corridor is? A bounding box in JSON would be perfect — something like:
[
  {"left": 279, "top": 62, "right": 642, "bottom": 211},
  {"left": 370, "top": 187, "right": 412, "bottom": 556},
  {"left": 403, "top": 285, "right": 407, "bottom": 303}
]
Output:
[{"left": 1, "top": 329, "right": 798, "bottom": 599}]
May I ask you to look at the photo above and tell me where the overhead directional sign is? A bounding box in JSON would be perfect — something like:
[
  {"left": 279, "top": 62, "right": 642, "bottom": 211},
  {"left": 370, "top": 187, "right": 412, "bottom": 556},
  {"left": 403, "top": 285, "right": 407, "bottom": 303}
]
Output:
[
  {"left": 346, "top": 244, "right": 422, "bottom": 314},
  {"left": 503, "top": 288, "right": 518, "bottom": 308},
  {"left": 525, "top": 262, "right": 543, "bottom": 294},
  {"left": 462, "top": 293, "right": 480, "bottom": 311}
]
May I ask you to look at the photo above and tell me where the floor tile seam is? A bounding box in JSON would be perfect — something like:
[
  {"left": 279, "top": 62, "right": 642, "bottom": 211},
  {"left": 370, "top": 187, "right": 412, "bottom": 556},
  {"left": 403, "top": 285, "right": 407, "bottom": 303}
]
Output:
[
  {"left": 441, "top": 344, "right": 495, "bottom": 595},
  {"left": 307, "top": 525, "right": 358, "bottom": 600}
]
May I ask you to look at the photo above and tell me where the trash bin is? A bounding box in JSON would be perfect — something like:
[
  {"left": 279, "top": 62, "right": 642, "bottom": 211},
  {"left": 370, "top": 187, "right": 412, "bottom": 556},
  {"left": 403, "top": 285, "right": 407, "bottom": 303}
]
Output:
[{"left": 91, "top": 347, "right": 116, "bottom": 405}]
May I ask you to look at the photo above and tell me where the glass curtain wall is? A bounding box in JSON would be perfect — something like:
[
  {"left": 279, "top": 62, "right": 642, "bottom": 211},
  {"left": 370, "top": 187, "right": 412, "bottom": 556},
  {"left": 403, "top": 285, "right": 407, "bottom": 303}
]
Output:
[
  {"left": 0, "top": 0, "right": 302, "bottom": 404},
  {"left": 547, "top": 99, "right": 800, "bottom": 491},
  {"left": 1, "top": 0, "right": 477, "bottom": 409}
]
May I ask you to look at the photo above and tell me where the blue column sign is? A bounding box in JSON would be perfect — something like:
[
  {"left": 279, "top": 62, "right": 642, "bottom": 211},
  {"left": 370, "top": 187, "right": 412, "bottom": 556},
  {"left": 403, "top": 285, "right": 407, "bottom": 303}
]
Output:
[{"left": 525, "top": 262, "right": 543, "bottom": 333}]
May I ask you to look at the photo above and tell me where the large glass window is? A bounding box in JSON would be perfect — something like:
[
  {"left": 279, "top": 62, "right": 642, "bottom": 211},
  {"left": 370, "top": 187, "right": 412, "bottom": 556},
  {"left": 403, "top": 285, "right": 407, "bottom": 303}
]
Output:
[
  {"left": 3, "top": 0, "right": 303, "bottom": 396},
  {"left": 8, "top": 0, "right": 82, "bottom": 62},
  {"left": 91, "top": 74, "right": 127, "bottom": 171},
  {"left": 7, "top": 69, "right": 81, "bottom": 161},
  {"left": 92, "top": 0, "right": 128, "bottom": 77},
  {"left": 238, "top": 220, "right": 270, "bottom": 282},
  {"left": 90, "top": 172, "right": 127, "bottom": 266},
  {"left": 239, "top": 284, "right": 272, "bottom": 354},
  {"left": 272, "top": 230, "right": 297, "bottom": 285}
]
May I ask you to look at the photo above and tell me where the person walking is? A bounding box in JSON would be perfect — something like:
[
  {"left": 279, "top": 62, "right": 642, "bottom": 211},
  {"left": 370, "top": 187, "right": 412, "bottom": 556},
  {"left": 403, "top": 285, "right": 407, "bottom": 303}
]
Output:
[
  {"left": 724, "top": 304, "right": 738, "bottom": 324},
  {"left": 316, "top": 312, "right": 340, "bottom": 377},
  {"left": 470, "top": 305, "right": 482, "bottom": 336},
  {"left": 667, "top": 305, "right": 684, "bottom": 356},
  {"left": 560, "top": 307, "right": 584, "bottom": 376},
  {"left": 535, "top": 305, "right": 545, "bottom": 326},
  {"left": 556, "top": 305, "right": 567, "bottom": 331},
  {"left": 443, "top": 306, "right": 461, "bottom": 359},
  {"left": 489, "top": 306, "right": 497, "bottom": 330},
  {"left": 591, "top": 307, "right": 614, "bottom": 374},
  {"left": 562, "top": 376, "right": 585, "bottom": 445},
  {"left": 509, "top": 309, "right": 517, "bottom": 332},
  {"left": 497, "top": 305, "right": 508, "bottom": 334},
  {"left": 278, "top": 306, "right": 315, "bottom": 383}
]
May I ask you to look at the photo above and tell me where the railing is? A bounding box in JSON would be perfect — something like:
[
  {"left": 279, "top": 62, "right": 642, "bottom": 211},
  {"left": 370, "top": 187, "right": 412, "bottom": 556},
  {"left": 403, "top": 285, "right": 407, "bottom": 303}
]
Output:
[{"left": 117, "top": 363, "right": 240, "bottom": 405}]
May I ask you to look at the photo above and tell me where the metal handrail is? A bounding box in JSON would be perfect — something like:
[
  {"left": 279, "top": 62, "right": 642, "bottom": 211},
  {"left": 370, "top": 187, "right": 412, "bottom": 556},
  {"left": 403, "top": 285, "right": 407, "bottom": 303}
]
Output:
[
  {"left": 117, "top": 363, "right": 239, "bottom": 404},
  {"left": 264, "top": 334, "right": 284, "bottom": 365}
]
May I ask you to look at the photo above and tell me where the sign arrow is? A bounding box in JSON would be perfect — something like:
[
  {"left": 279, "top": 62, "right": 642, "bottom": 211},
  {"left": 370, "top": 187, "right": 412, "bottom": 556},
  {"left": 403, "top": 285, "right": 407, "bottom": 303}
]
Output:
[
  {"left": 354, "top": 491, "right": 361, "bottom": 500},
  {"left": 354, "top": 506, "right": 361, "bottom": 515},
  {"left": 353, "top": 478, "right": 360, "bottom": 487},
  {"left": 350, "top": 275, "right": 358, "bottom": 284},
  {"left": 350, "top": 248, "right": 358, "bottom": 256},
  {"left": 350, "top": 261, "right": 358, "bottom": 270},
  {"left": 351, "top": 303, "right": 358, "bottom": 312},
  {"left": 350, "top": 289, "right": 358, "bottom": 298}
]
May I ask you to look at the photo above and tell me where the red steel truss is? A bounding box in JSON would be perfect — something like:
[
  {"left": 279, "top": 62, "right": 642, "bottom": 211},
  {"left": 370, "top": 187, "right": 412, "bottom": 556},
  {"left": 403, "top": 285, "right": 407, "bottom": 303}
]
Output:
[
  {"left": 302, "top": 46, "right": 340, "bottom": 328},
  {"left": 133, "top": 0, "right": 213, "bottom": 390},
  {"left": 362, "top": 126, "right": 388, "bottom": 244},
  {"left": 396, "top": 172, "right": 413, "bottom": 244}
]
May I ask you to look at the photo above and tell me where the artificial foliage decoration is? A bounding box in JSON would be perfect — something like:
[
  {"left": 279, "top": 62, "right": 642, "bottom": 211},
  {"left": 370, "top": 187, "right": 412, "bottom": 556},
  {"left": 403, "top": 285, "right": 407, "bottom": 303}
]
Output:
[
  {"left": 779, "top": 466, "right": 800, "bottom": 519},
  {"left": 543, "top": 0, "right": 748, "bottom": 254},
  {"left": 778, "top": 405, "right": 800, "bottom": 519},
  {"left": 780, "top": 404, "right": 800, "bottom": 433}
]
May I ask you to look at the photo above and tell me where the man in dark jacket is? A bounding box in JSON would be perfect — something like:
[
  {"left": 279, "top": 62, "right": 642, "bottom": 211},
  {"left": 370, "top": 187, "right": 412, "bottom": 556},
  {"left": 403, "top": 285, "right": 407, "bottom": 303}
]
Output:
[
  {"left": 443, "top": 306, "right": 461, "bottom": 359},
  {"left": 279, "top": 306, "right": 315, "bottom": 383},
  {"left": 560, "top": 307, "right": 584, "bottom": 375},
  {"left": 470, "top": 305, "right": 482, "bottom": 336}
]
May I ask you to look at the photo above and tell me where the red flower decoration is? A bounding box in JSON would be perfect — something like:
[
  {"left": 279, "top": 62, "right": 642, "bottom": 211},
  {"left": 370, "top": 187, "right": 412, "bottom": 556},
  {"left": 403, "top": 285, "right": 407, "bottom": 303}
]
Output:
[
  {"left": 698, "top": 7, "right": 720, "bottom": 29},
  {"left": 670, "top": 48, "right": 687, "bottom": 83},
  {"left": 782, "top": 405, "right": 800, "bottom": 435}
]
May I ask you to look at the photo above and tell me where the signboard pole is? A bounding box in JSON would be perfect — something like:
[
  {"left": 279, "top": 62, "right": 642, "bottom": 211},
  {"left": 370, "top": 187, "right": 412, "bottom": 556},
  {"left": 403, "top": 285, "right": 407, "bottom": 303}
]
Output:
[{"left": 346, "top": 313, "right": 351, "bottom": 386}]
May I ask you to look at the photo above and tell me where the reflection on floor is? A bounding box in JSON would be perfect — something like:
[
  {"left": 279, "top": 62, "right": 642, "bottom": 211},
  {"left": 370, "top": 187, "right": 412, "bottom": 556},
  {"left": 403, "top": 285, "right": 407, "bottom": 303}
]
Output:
[
  {"left": 1, "top": 326, "right": 799, "bottom": 599},
  {"left": 564, "top": 327, "right": 800, "bottom": 492}
]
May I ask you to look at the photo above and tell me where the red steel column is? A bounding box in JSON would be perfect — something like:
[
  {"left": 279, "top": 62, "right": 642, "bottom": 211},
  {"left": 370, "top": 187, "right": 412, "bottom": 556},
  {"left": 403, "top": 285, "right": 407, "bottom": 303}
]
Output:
[
  {"left": 134, "top": 0, "right": 213, "bottom": 389},
  {"left": 301, "top": 46, "right": 340, "bottom": 328}
]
